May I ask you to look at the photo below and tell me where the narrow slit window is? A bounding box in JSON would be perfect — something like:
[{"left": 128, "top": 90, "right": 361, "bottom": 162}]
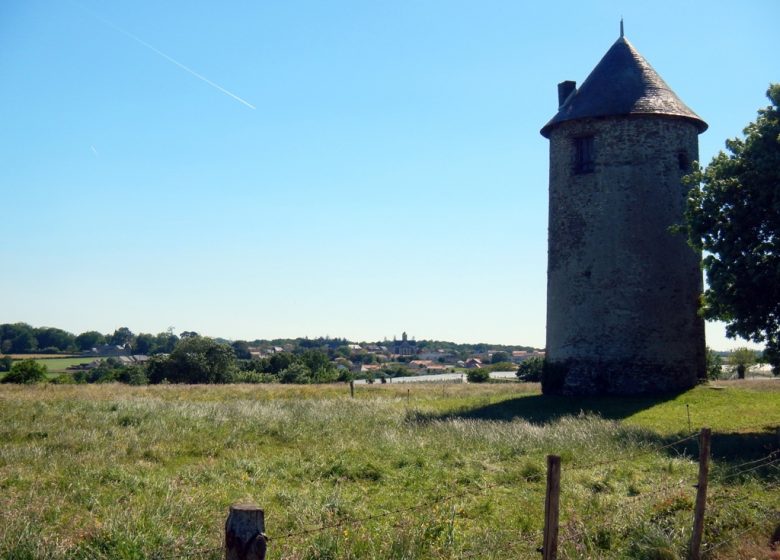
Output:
[
  {"left": 678, "top": 151, "right": 690, "bottom": 172},
  {"left": 574, "top": 136, "right": 595, "bottom": 174}
]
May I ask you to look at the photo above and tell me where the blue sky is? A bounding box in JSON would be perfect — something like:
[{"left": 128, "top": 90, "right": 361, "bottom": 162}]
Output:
[{"left": 0, "top": 0, "right": 775, "bottom": 349}]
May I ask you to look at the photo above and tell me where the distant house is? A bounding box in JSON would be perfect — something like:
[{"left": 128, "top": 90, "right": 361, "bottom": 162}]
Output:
[
  {"left": 512, "top": 351, "right": 545, "bottom": 364},
  {"left": 409, "top": 360, "right": 435, "bottom": 369},
  {"left": 67, "top": 360, "right": 102, "bottom": 371},
  {"left": 117, "top": 355, "right": 150, "bottom": 366},
  {"left": 511, "top": 351, "right": 530, "bottom": 364},
  {"left": 248, "top": 348, "right": 264, "bottom": 360},
  {"left": 81, "top": 344, "right": 130, "bottom": 357},
  {"left": 465, "top": 358, "right": 483, "bottom": 369},
  {"left": 419, "top": 349, "right": 454, "bottom": 362}
]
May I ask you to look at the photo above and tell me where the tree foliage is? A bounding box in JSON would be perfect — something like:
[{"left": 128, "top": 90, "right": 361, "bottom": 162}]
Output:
[
  {"left": 728, "top": 347, "right": 757, "bottom": 380},
  {"left": 2, "top": 359, "right": 48, "bottom": 384},
  {"left": 147, "top": 336, "right": 236, "bottom": 384},
  {"left": 466, "top": 369, "right": 490, "bottom": 383},
  {"left": 110, "top": 327, "right": 135, "bottom": 346},
  {"left": 75, "top": 331, "right": 106, "bottom": 351},
  {"left": 491, "top": 351, "right": 510, "bottom": 364},
  {"left": 0, "top": 355, "right": 12, "bottom": 372},
  {"left": 0, "top": 323, "right": 78, "bottom": 353},
  {"left": 705, "top": 348, "right": 723, "bottom": 380},
  {"left": 516, "top": 356, "right": 544, "bottom": 382},
  {"left": 684, "top": 84, "right": 780, "bottom": 369}
]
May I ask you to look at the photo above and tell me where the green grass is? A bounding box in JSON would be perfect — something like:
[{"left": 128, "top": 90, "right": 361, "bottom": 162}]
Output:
[
  {"left": 0, "top": 382, "right": 777, "bottom": 559},
  {"left": 31, "top": 357, "right": 96, "bottom": 373},
  {"left": 0, "top": 357, "right": 97, "bottom": 378}
]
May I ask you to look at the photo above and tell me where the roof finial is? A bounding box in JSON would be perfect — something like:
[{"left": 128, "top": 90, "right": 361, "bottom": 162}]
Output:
[{"left": 620, "top": 18, "right": 624, "bottom": 38}]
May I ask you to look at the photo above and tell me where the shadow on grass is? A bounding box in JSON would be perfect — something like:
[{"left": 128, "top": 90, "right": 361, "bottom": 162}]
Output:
[
  {"left": 414, "top": 392, "right": 681, "bottom": 424},
  {"left": 409, "top": 391, "right": 780, "bottom": 477}
]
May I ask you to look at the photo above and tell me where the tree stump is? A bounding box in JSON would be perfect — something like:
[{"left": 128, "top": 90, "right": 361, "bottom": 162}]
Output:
[{"left": 225, "top": 504, "right": 266, "bottom": 560}]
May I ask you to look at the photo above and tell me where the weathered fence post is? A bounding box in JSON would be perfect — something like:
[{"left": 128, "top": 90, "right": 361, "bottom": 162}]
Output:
[
  {"left": 225, "top": 503, "right": 267, "bottom": 560},
  {"left": 350, "top": 380, "right": 355, "bottom": 398},
  {"left": 686, "top": 404, "right": 692, "bottom": 433},
  {"left": 689, "top": 428, "right": 711, "bottom": 560},
  {"left": 541, "top": 455, "right": 561, "bottom": 560}
]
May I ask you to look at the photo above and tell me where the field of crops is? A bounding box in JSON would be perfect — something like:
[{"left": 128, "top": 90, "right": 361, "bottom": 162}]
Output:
[{"left": 0, "top": 381, "right": 777, "bottom": 559}]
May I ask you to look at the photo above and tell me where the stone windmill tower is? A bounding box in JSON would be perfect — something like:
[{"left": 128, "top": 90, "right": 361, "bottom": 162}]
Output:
[{"left": 540, "top": 26, "right": 707, "bottom": 395}]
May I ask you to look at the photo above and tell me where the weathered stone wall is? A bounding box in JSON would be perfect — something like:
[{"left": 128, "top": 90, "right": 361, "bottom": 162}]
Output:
[{"left": 546, "top": 115, "right": 706, "bottom": 395}]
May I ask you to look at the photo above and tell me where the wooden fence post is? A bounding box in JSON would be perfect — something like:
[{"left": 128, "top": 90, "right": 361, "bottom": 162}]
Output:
[
  {"left": 689, "top": 428, "right": 711, "bottom": 560},
  {"left": 350, "top": 380, "right": 355, "bottom": 398},
  {"left": 541, "top": 455, "right": 561, "bottom": 560},
  {"left": 225, "top": 503, "right": 267, "bottom": 560}
]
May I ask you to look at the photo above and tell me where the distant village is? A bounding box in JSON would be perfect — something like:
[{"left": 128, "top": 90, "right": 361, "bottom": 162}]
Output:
[{"left": 73, "top": 331, "right": 545, "bottom": 376}]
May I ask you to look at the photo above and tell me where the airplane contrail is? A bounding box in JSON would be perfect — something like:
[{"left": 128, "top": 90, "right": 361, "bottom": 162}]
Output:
[{"left": 76, "top": 3, "right": 255, "bottom": 110}]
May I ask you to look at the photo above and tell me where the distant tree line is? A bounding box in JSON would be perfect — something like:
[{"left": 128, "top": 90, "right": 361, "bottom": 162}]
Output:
[
  {"left": 0, "top": 323, "right": 179, "bottom": 355},
  {"left": 0, "top": 323, "right": 535, "bottom": 361},
  {"left": 1, "top": 334, "right": 347, "bottom": 386},
  {"left": 1, "top": 322, "right": 554, "bottom": 387}
]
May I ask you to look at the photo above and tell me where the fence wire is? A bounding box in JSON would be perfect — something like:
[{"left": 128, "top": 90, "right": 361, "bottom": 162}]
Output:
[
  {"left": 718, "top": 452, "right": 780, "bottom": 482},
  {"left": 701, "top": 507, "right": 780, "bottom": 554},
  {"left": 149, "top": 544, "right": 222, "bottom": 560},
  {"left": 144, "top": 425, "right": 778, "bottom": 559},
  {"left": 268, "top": 476, "right": 524, "bottom": 543},
  {"left": 568, "top": 431, "right": 699, "bottom": 472}
]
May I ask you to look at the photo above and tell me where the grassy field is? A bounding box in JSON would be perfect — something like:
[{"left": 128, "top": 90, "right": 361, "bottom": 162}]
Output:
[
  {"left": 0, "top": 381, "right": 777, "bottom": 559},
  {"left": 2, "top": 356, "right": 93, "bottom": 374},
  {"left": 35, "top": 357, "right": 94, "bottom": 373}
]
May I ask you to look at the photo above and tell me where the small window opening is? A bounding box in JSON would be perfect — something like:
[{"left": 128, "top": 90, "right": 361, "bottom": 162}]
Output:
[
  {"left": 574, "top": 136, "right": 595, "bottom": 174},
  {"left": 678, "top": 151, "right": 690, "bottom": 172}
]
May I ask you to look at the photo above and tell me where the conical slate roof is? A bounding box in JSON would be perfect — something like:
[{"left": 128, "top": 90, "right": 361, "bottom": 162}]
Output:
[{"left": 540, "top": 36, "right": 707, "bottom": 137}]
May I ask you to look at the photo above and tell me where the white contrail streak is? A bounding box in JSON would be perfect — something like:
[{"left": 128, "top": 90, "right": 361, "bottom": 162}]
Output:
[{"left": 77, "top": 3, "right": 255, "bottom": 110}]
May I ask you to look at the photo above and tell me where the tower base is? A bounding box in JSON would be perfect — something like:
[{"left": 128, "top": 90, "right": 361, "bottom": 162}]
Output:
[{"left": 542, "top": 359, "right": 700, "bottom": 396}]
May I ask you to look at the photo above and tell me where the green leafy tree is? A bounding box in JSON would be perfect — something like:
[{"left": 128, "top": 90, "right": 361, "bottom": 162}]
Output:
[
  {"left": 684, "top": 84, "right": 780, "bottom": 370},
  {"left": 75, "top": 331, "right": 106, "bottom": 351},
  {"left": 516, "top": 356, "right": 544, "bottom": 382},
  {"left": 34, "top": 327, "right": 76, "bottom": 352},
  {"left": 153, "top": 331, "right": 178, "bottom": 354},
  {"left": 147, "top": 336, "right": 236, "bottom": 384},
  {"left": 110, "top": 327, "right": 135, "bottom": 346},
  {"left": 279, "top": 362, "right": 312, "bottom": 384},
  {"left": 0, "top": 355, "right": 12, "bottom": 372},
  {"left": 300, "top": 349, "right": 336, "bottom": 381},
  {"left": 268, "top": 352, "right": 295, "bottom": 374},
  {"left": 466, "top": 369, "right": 490, "bottom": 383},
  {"left": 491, "top": 351, "right": 510, "bottom": 364},
  {"left": 133, "top": 333, "right": 155, "bottom": 355},
  {"left": 0, "top": 323, "right": 38, "bottom": 353},
  {"left": 705, "top": 348, "right": 723, "bottom": 380},
  {"left": 728, "top": 347, "right": 756, "bottom": 380},
  {"left": 2, "top": 359, "right": 47, "bottom": 384},
  {"left": 231, "top": 340, "right": 251, "bottom": 360}
]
